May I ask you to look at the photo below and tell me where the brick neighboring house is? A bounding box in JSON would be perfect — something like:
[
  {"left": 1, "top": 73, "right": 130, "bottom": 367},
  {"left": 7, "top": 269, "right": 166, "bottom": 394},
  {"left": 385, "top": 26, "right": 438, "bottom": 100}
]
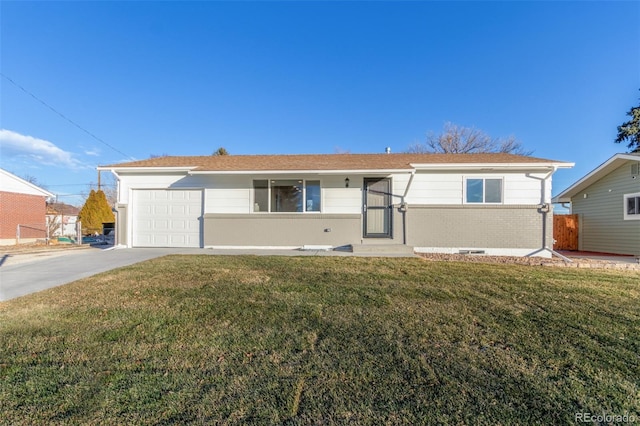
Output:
[{"left": 0, "top": 168, "right": 54, "bottom": 245}]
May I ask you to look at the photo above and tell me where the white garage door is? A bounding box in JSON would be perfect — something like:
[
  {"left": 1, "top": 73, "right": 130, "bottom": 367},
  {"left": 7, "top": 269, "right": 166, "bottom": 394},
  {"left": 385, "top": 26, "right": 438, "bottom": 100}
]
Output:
[{"left": 132, "top": 190, "right": 202, "bottom": 247}]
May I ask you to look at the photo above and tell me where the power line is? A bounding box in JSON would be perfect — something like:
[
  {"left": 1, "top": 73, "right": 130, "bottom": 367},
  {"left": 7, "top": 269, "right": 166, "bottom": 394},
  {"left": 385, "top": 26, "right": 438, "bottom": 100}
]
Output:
[
  {"left": 0, "top": 72, "right": 133, "bottom": 160},
  {"left": 45, "top": 183, "right": 117, "bottom": 187}
]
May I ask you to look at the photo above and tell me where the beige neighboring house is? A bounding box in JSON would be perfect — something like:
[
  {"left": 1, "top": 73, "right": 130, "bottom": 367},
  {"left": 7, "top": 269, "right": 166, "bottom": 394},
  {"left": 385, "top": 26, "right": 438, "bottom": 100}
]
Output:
[
  {"left": 552, "top": 153, "right": 640, "bottom": 255},
  {"left": 46, "top": 202, "right": 80, "bottom": 237},
  {"left": 99, "top": 152, "right": 573, "bottom": 257}
]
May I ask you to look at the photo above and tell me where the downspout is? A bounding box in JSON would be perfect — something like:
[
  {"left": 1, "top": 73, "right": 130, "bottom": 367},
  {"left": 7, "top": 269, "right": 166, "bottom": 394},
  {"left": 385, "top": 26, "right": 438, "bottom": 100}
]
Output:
[
  {"left": 109, "top": 169, "right": 123, "bottom": 248},
  {"left": 525, "top": 167, "right": 572, "bottom": 262},
  {"left": 401, "top": 170, "right": 416, "bottom": 245}
]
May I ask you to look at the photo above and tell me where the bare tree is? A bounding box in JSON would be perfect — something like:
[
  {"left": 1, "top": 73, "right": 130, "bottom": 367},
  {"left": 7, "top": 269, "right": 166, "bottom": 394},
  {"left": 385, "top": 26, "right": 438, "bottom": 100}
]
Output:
[
  {"left": 407, "top": 122, "right": 533, "bottom": 155},
  {"left": 21, "top": 174, "right": 50, "bottom": 189},
  {"left": 100, "top": 173, "right": 118, "bottom": 207},
  {"left": 46, "top": 214, "right": 63, "bottom": 238}
]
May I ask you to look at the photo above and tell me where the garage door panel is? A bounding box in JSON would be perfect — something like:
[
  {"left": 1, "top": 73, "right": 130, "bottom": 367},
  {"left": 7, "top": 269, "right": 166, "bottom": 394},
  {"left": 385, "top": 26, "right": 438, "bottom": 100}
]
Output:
[
  {"left": 171, "top": 205, "right": 186, "bottom": 215},
  {"left": 136, "top": 191, "right": 152, "bottom": 201},
  {"left": 137, "top": 205, "right": 152, "bottom": 215},
  {"left": 132, "top": 190, "right": 202, "bottom": 248},
  {"left": 170, "top": 220, "right": 187, "bottom": 230},
  {"left": 170, "top": 235, "right": 187, "bottom": 245},
  {"left": 156, "top": 205, "right": 168, "bottom": 214}
]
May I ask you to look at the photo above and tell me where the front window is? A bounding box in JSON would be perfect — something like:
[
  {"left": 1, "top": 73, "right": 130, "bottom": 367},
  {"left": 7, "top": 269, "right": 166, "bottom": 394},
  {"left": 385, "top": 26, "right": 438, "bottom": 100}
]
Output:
[
  {"left": 271, "top": 180, "right": 303, "bottom": 212},
  {"left": 305, "top": 180, "right": 321, "bottom": 212},
  {"left": 623, "top": 192, "right": 640, "bottom": 220},
  {"left": 254, "top": 180, "right": 269, "bottom": 212},
  {"left": 465, "top": 178, "right": 503, "bottom": 203},
  {"left": 253, "top": 179, "right": 321, "bottom": 213}
]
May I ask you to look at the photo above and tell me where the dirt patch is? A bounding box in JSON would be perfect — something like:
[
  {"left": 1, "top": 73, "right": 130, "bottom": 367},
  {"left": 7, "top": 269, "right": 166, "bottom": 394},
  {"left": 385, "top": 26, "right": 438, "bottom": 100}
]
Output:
[
  {"left": 417, "top": 252, "right": 640, "bottom": 271},
  {"left": 0, "top": 244, "right": 92, "bottom": 267},
  {"left": 1, "top": 243, "right": 88, "bottom": 255}
]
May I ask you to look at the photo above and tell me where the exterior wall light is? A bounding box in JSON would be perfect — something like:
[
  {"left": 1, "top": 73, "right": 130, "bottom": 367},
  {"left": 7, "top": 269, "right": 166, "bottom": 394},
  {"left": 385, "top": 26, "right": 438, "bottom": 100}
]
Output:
[{"left": 345, "top": 178, "right": 350, "bottom": 188}]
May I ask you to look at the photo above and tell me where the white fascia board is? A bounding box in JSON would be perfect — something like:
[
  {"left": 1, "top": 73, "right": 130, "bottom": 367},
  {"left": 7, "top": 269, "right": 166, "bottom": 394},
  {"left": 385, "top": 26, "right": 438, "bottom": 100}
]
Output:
[
  {"left": 616, "top": 154, "right": 640, "bottom": 162},
  {"left": 553, "top": 154, "right": 638, "bottom": 203},
  {"left": 96, "top": 166, "right": 197, "bottom": 173},
  {"left": 410, "top": 162, "right": 573, "bottom": 171},
  {"left": 188, "top": 169, "right": 413, "bottom": 175}
]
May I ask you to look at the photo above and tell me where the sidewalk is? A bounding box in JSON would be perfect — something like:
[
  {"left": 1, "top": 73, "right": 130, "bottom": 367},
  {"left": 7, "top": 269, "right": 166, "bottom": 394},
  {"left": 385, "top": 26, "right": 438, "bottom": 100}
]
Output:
[{"left": 557, "top": 250, "right": 639, "bottom": 264}]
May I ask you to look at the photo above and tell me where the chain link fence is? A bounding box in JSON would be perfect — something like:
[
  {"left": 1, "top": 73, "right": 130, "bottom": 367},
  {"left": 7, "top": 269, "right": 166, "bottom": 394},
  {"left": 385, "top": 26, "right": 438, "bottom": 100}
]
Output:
[
  {"left": 15, "top": 223, "right": 47, "bottom": 245},
  {"left": 16, "top": 221, "right": 82, "bottom": 245}
]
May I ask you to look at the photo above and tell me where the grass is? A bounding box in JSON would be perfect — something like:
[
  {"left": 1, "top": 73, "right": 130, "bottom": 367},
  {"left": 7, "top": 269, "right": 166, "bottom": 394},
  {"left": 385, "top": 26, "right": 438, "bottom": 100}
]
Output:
[{"left": 1, "top": 255, "right": 639, "bottom": 425}]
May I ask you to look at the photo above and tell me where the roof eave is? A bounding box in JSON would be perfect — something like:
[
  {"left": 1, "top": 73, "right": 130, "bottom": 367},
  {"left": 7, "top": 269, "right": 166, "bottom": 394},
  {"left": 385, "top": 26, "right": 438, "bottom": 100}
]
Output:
[
  {"left": 188, "top": 168, "right": 413, "bottom": 175},
  {"left": 410, "top": 162, "right": 574, "bottom": 171},
  {"left": 553, "top": 154, "right": 639, "bottom": 201},
  {"left": 97, "top": 166, "right": 198, "bottom": 173}
]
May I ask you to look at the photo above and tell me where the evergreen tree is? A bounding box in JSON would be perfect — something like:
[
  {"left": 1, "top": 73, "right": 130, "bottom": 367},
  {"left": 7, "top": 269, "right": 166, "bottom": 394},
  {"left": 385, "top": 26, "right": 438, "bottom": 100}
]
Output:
[
  {"left": 615, "top": 93, "right": 640, "bottom": 152},
  {"left": 78, "top": 189, "right": 115, "bottom": 234}
]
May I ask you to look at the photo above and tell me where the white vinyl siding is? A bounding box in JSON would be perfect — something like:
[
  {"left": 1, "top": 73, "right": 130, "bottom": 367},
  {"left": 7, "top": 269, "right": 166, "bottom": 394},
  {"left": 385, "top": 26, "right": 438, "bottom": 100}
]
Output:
[
  {"left": 323, "top": 176, "right": 361, "bottom": 214},
  {"left": 504, "top": 175, "right": 548, "bottom": 204},
  {"left": 118, "top": 171, "right": 548, "bottom": 216},
  {"left": 404, "top": 176, "right": 464, "bottom": 204},
  {"left": 400, "top": 172, "right": 546, "bottom": 205}
]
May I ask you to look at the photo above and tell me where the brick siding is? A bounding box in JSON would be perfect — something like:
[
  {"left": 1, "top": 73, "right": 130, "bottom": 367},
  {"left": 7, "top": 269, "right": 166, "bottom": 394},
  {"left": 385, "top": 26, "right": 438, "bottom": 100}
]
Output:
[{"left": 0, "top": 191, "right": 48, "bottom": 239}]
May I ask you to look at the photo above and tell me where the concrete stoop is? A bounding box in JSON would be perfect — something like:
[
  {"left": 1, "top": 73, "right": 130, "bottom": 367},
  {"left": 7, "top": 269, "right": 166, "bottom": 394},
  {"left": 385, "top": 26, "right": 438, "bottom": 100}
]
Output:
[{"left": 349, "top": 244, "right": 415, "bottom": 255}]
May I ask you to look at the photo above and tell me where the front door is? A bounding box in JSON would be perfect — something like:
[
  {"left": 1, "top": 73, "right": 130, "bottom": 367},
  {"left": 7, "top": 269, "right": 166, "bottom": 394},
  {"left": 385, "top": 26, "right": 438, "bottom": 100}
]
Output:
[{"left": 363, "top": 178, "right": 392, "bottom": 238}]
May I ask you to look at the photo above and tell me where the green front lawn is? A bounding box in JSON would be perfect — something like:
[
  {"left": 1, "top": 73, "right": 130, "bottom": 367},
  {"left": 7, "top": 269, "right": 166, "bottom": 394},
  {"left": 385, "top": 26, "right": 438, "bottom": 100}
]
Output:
[{"left": 1, "top": 256, "right": 638, "bottom": 424}]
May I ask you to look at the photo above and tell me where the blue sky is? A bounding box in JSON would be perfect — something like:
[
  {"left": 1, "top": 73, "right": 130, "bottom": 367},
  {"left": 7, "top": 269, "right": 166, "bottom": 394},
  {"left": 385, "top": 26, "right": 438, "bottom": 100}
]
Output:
[{"left": 1, "top": 1, "right": 639, "bottom": 206}]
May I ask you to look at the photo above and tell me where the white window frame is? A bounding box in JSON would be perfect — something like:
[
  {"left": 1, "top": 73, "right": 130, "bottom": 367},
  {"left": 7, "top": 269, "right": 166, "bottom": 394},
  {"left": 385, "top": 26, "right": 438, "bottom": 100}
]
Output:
[
  {"left": 623, "top": 192, "right": 640, "bottom": 221},
  {"left": 463, "top": 176, "right": 504, "bottom": 204},
  {"left": 252, "top": 179, "right": 322, "bottom": 213}
]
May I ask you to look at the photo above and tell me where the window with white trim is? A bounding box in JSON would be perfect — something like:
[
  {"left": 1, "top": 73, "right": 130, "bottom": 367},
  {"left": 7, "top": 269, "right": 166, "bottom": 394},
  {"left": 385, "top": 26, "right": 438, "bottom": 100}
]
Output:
[
  {"left": 623, "top": 192, "right": 640, "bottom": 220},
  {"left": 465, "top": 178, "right": 503, "bottom": 204},
  {"left": 253, "top": 179, "right": 321, "bottom": 213}
]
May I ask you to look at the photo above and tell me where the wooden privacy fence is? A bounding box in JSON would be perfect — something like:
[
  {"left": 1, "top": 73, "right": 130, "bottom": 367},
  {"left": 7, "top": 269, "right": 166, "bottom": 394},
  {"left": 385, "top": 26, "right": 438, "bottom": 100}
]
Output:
[{"left": 553, "top": 214, "right": 578, "bottom": 251}]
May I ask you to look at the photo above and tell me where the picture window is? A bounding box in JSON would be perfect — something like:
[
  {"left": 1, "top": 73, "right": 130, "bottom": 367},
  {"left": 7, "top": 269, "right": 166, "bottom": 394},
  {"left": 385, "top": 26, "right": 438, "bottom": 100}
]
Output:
[{"left": 253, "top": 179, "right": 321, "bottom": 213}]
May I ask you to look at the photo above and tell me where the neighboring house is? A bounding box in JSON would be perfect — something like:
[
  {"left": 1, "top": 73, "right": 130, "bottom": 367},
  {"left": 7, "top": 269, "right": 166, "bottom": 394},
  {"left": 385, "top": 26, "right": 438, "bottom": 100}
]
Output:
[
  {"left": 46, "top": 202, "right": 80, "bottom": 237},
  {"left": 0, "top": 168, "right": 54, "bottom": 245},
  {"left": 552, "top": 153, "right": 640, "bottom": 256},
  {"left": 99, "top": 153, "right": 573, "bottom": 257}
]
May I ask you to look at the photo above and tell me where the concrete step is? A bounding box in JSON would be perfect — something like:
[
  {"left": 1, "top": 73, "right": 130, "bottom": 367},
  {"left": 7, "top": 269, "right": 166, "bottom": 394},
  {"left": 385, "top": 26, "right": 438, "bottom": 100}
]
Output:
[{"left": 349, "top": 244, "right": 415, "bottom": 254}]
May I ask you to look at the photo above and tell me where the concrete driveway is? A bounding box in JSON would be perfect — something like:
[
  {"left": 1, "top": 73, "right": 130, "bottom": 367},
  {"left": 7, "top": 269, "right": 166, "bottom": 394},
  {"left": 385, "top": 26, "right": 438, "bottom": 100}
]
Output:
[{"left": 0, "top": 247, "right": 186, "bottom": 301}]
